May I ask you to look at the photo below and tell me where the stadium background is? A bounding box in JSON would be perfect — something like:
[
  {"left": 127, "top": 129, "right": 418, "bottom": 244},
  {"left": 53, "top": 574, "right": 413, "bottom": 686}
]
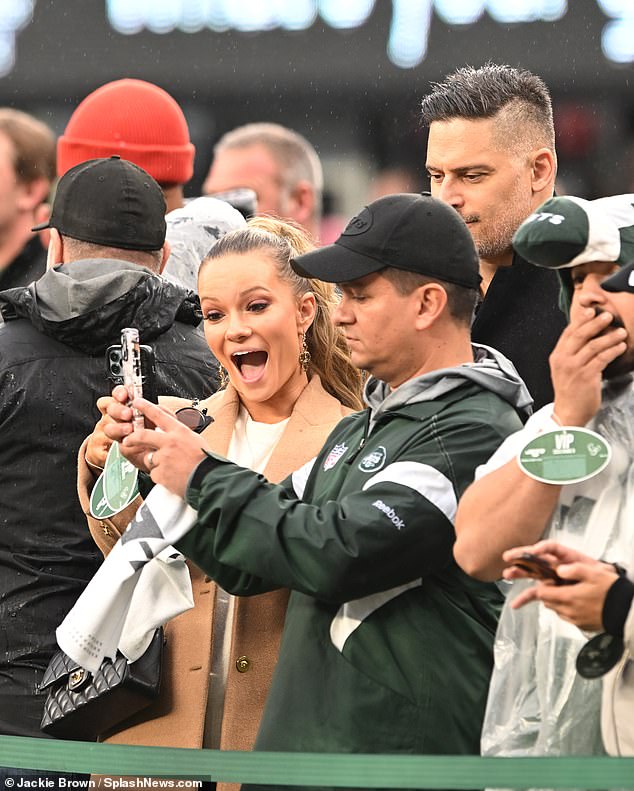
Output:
[{"left": 2, "top": 0, "right": 633, "bottom": 220}]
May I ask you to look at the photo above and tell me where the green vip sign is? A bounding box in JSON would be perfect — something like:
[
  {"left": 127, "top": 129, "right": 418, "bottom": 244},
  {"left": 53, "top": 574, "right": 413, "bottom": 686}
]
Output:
[{"left": 518, "top": 427, "right": 611, "bottom": 485}]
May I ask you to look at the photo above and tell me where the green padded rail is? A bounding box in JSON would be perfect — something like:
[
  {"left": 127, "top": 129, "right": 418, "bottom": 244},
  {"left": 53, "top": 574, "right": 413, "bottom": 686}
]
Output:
[{"left": 2, "top": 736, "right": 634, "bottom": 788}]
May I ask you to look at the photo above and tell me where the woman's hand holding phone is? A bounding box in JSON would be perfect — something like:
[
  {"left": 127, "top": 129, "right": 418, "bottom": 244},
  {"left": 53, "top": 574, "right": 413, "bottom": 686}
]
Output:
[
  {"left": 103, "top": 385, "right": 156, "bottom": 473},
  {"left": 85, "top": 396, "right": 116, "bottom": 469}
]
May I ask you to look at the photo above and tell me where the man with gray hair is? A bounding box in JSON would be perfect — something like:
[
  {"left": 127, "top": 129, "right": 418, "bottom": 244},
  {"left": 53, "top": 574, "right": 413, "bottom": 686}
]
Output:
[
  {"left": 422, "top": 64, "right": 567, "bottom": 409},
  {"left": 203, "top": 122, "right": 323, "bottom": 238}
]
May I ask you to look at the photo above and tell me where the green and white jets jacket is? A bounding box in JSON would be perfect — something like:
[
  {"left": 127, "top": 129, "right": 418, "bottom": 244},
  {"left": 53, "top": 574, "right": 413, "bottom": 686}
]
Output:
[{"left": 177, "top": 344, "right": 532, "bottom": 762}]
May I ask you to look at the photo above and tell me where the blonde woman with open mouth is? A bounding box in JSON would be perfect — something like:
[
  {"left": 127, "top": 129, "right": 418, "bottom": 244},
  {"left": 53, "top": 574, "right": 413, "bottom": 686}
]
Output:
[{"left": 77, "top": 217, "right": 363, "bottom": 783}]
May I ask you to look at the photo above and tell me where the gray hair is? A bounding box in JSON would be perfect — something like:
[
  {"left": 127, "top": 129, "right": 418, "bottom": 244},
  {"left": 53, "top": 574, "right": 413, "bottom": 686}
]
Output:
[{"left": 215, "top": 122, "right": 323, "bottom": 213}]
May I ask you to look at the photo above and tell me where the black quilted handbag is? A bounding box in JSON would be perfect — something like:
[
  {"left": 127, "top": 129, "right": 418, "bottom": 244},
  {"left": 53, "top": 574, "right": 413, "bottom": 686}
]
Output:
[{"left": 39, "top": 627, "right": 164, "bottom": 740}]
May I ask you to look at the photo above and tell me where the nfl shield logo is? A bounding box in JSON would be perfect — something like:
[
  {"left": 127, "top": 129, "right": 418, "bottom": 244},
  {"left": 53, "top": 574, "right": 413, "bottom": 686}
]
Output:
[{"left": 323, "top": 443, "right": 347, "bottom": 471}]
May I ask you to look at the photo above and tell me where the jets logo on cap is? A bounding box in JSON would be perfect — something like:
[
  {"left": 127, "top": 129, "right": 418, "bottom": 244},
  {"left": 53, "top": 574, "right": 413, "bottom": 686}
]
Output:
[{"left": 342, "top": 207, "right": 372, "bottom": 236}]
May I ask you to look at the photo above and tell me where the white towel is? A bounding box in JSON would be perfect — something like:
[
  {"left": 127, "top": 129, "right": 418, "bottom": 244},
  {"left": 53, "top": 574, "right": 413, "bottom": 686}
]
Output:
[{"left": 57, "top": 485, "right": 197, "bottom": 672}]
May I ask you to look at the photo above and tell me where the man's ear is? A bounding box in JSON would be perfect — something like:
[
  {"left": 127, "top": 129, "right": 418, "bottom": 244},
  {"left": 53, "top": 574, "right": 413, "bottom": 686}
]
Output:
[
  {"left": 530, "top": 148, "right": 556, "bottom": 195},
  {"left": 33, "top": 202, "right": 51, "bottom": 250},
  {"left": 288, "top": 180, "right": 316, "bottom": 227},
  {"left": 158, "top": 240, "right": 171, "bottom": 274},
  {"left": 17, "top": 177, "right": 51, "bottom": 213},
  {"left": 46, "top": 228, "right": 63, "bottom": 269},
  {"left": 414, "top": 283, "right": 448, "bottom": 331}
]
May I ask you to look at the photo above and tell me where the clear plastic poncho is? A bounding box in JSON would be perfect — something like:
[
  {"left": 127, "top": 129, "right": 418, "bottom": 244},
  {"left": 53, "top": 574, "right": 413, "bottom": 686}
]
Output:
[
  {"left": 162, "top": 196, "right": 246, "bottom": 292},
  {"left": 481, "top": 378, "right": 634, "bottom": 760}
]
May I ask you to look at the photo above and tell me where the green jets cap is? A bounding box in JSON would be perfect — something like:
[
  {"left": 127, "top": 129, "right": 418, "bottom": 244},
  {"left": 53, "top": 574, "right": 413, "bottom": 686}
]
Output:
[
  {"left": 512, "top": 195, "right": 634, "bottom": 270},
  {"left": 512, "top": 194, "right": 634, "bottom": 314}
]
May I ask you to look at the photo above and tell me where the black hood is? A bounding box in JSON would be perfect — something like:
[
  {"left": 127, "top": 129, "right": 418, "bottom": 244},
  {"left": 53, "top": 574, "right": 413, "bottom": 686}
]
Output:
[{"left": 0, "top": 258, "right": 202, "bottom": 355}]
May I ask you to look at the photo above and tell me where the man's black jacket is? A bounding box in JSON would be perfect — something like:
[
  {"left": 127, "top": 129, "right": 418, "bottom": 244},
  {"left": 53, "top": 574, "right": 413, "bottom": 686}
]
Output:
[
  {"left": 0, "top": 259, "right": 218, "bottom": 738},
  {"left": 472, "top": 253, "right": 567, "bottom": 409}
]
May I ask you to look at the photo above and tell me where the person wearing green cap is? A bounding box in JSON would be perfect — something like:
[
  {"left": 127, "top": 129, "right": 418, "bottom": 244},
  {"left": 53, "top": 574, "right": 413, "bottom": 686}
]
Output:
[{"left": 454, "top": 193, "right": 634, "bottom": 759}]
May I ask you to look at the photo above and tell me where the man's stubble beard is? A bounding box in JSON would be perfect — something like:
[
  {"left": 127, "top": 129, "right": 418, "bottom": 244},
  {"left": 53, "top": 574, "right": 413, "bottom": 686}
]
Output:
[
  {"left": 470, "top": 176, "right": 533, "bottom": 261},
  {"left": 473, "top": 211, "right": 523, "bottom": 261}
]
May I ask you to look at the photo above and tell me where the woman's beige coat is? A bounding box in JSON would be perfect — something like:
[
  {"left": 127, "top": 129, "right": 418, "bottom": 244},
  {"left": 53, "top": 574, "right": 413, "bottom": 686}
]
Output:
[{"left": 77, "top": 375, "right": 350, "bottom": 757}]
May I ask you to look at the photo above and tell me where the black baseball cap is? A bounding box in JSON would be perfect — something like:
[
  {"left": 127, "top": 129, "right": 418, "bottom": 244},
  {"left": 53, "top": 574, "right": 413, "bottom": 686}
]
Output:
[
  {"left": 292, "top": 193, "right": 481, "bottom": 288},
  {"left": 33, "top": 156, "right": 166, "bottom": 251},
  {"left": 602, "top": 263, "right": 634, "bottom": 293}
]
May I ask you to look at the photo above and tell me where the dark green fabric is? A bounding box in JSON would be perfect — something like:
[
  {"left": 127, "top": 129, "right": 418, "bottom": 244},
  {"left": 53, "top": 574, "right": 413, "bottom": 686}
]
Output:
[{"left": 177, "top": 381, "right": 523, "bottom": 766}]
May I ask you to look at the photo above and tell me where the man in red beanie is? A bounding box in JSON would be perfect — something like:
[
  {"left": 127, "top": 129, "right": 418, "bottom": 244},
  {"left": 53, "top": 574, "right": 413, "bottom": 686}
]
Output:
[{"left": 57, "top": 79, "right": 194, "bottom": 213}]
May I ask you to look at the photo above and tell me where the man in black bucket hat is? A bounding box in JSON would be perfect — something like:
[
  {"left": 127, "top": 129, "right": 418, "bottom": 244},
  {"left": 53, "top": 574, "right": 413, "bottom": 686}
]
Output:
[
  {"left": 0, "top": 156, "right": 216, "bottom": 758},
  {"left": 102, "top": 192, "right": 532, "bottom": 772},
  {"left": 455, "top": 192, "right": 634, "bottom": 759}
]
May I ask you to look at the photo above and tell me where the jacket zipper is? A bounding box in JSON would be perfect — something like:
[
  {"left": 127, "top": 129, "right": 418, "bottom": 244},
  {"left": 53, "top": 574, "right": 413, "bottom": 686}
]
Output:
[{"left": 345, "top": 410, "right": 371, "bottom": 465}]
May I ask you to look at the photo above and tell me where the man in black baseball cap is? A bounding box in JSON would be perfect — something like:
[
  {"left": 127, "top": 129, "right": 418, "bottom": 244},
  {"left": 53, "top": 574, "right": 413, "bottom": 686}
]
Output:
[
  {"left": 0, "top": 156, "right": 217, "bottom": 754},
  {"left": 103, "top": 191, "right": 531, "bottom": 762},
  {"left": 34, "top": 155, "right": 168, "bottom": 260},
  {"left": 293, "top": 193, "right": 504, "bottom": 389}
]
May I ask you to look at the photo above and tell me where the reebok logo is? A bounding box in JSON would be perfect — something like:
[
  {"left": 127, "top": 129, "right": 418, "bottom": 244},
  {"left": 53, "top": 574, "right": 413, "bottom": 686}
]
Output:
[{"left": 372, "top": 499, "right": 405, "bottom": 530}]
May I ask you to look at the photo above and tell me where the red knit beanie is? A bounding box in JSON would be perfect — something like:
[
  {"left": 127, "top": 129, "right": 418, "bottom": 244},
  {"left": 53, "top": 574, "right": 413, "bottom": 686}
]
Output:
[{"left": 57, "top": 79, "right": 195, "bottom": 185}]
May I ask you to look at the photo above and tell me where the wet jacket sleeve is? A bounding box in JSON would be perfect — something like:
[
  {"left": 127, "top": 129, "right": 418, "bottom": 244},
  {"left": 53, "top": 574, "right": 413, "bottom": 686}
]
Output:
[
  {"left": 176, "top": 469, "right": 299, "bottom": 597},
  {"left": 174, "top": 415, "right": 500, "bottom": 602}
]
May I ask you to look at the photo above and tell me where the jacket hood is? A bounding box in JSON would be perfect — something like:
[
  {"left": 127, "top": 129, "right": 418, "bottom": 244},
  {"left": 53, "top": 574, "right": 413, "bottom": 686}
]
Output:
[
  {"left": 0, "top": 258, "right": 202, "bottom": 355},
  {"left": 364, "top": 343, "right": 533, "bottom": 427}
]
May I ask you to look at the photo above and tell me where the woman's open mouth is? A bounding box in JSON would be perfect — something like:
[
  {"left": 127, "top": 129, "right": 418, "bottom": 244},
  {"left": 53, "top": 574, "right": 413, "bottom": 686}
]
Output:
[{"left": 232, "top": 350, "right": 269, "bottom": 382}]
